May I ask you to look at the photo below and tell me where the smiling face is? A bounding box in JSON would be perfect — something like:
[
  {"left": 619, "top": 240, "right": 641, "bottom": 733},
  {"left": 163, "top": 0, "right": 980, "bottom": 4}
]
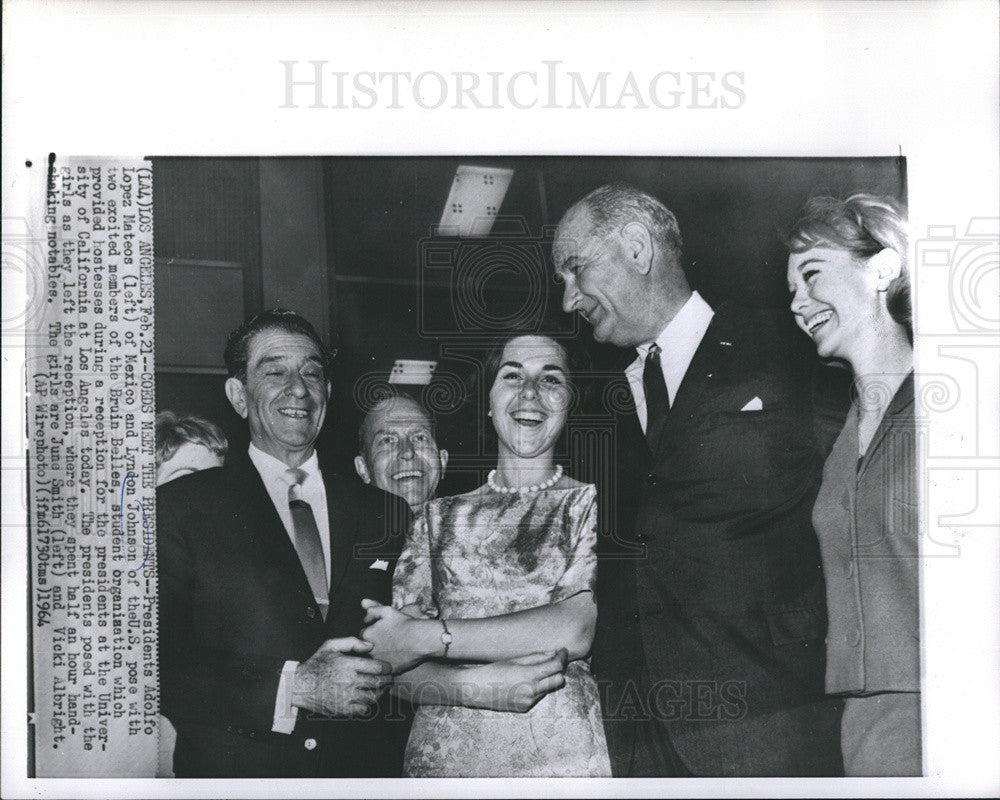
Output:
[
  {"left": 355, "top": 396, "right": 447, "bottom": 508},
  {"left": 787, "top": 244, "right": 882, "bottom": 362},
  {"left": 225, "top": 328, "right": 330, "bottom": 467},
  {"left": 489, "top": 335, "right": 571, "bottom": 460},
  {"left": 553, "top": 207, "right": 651, "bottom": 348}
]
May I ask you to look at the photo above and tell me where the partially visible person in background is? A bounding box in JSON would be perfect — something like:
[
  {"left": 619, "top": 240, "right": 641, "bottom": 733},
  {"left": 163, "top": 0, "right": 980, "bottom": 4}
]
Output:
[
  {"left": 154, "top": 411, "right": 229, "bottom": 776},
  {"left": 155, "top": 411, "right": 228, "bottom": 486},
  {"left": 355, "top": 394, "right": 448, "bottom": 510},
  {"left": 786, "top": 193, "right": 920, "bottom": 776}
]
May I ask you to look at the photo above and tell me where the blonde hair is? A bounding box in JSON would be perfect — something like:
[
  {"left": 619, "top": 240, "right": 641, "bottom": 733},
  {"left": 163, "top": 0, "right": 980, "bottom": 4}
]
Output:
[{"left": 787, "top": 193, "right": 911, "bottom": 339}]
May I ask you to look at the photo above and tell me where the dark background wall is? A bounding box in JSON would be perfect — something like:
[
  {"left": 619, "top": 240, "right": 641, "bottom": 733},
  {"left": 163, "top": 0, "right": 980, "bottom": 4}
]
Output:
[{"left": 153, "top": 156, "right": 906, "bottom": 494}]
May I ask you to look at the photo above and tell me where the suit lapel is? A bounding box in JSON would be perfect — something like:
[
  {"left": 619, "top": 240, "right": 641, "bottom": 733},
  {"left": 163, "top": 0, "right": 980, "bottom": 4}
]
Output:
[
  {"left": 858, "top": 372, "right": 915, "bottom": 482},
  {"left": 324, "top": 475, "right": 357, "bottom": 597},
  {"left": 224, "top": 454, "right": 319, "bottom": 610},
  {"left": 669, "top": 311, "right": 737, "bottom": 423},
  {"left": 610, "top": 371, "right": 649, "bottom": 465},
  {"left": 621, "top": 319, "right": 732, "bottom": 459}
]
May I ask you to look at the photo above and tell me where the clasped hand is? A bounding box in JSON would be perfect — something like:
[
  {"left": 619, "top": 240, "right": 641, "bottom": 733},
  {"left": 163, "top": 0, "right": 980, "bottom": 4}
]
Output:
[
  {"left": 361, "top": 598, "right": 438, "bottom": 673},
  {"left": 292, "top": 637, "right": 392, "bottom": 717}
]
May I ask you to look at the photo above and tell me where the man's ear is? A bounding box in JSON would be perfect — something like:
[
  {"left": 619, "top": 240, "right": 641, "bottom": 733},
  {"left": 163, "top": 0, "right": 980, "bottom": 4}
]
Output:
[
  {"left": 869, "top": 247, "right": 903, "bottom": 290},
  {"left": 225, "top": 377, "right": 249, "bottom": 419},
  {"left": 354, "top": 455, "right": 372, "bottom": 484},
  {"left": 438, "top": 449, "right": 449, "bottom": 474},
  {"left": 620, "top": 221, "right": 654, "bottom": 275}
]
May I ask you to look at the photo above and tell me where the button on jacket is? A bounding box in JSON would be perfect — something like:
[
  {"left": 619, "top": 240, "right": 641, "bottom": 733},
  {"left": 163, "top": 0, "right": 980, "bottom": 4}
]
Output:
[{"left": 812, "top": 373, "right": 920, "bottom": 694}]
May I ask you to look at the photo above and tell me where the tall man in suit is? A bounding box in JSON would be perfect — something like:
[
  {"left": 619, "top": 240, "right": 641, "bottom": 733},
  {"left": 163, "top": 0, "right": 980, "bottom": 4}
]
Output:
[
  {"left": 157, "top": 309, "right": 411, "bottom": 777},
  {"left": 552, "top": 184, "right": 842, "bottom": 776}
]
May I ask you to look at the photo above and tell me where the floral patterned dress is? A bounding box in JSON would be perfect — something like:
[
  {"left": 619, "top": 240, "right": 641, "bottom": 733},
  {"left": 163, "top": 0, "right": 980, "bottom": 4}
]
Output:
[{"left": 393, "top": 483, "right": 611, "bottom": 777}]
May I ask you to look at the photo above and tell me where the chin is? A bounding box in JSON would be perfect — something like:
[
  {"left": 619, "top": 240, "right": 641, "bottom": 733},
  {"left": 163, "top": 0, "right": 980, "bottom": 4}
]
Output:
[{"left": 813, "top": 335, "right": 840, "bottom": 361}]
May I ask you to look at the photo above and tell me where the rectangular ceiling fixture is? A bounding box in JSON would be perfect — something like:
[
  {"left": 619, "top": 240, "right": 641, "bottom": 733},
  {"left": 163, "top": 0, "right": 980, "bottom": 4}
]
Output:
[
  {"left": 437, "top": 165, "right": 514, "bottom": 237},
  {"left": 389, "top": 359, "right": 437, "bottom": 386}
]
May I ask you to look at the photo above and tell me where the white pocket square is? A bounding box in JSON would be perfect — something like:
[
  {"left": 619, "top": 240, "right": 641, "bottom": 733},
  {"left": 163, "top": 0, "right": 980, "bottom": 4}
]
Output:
[
  {"left": 369, "top": 559, "right": 390, "bottom": 571},
  {"left": 741, "top": 396, "right": 763, "bottom": 411}
]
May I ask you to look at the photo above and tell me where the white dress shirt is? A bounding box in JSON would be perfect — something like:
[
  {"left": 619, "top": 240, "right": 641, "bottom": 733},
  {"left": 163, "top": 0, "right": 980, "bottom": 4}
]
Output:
[
  {"left": 248, "top": 443, "right": 331, "bottom": 589},
  {"left": 625, "top": 290, "right": 715, "bottom": 432},
  {"left": 247, "top": 444, "right": 331, "bottom": 735}
]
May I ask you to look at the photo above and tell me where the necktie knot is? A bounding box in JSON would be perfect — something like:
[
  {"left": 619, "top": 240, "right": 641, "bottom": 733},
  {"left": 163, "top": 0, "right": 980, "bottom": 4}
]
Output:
[{"left": 284, "top": 468, "right": 307, "bottom": 502}]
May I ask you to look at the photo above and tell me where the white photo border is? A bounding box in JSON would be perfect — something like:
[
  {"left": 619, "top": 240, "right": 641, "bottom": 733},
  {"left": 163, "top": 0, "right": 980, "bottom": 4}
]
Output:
[{"left": 3, "top": 1, "right": 998, "bottom": 797}]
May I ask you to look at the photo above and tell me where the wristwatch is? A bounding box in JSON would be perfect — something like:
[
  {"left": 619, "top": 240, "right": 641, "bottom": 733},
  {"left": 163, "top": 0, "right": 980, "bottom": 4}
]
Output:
[{"left": 439, "top": 618, "right": 453, "bottom": 658}]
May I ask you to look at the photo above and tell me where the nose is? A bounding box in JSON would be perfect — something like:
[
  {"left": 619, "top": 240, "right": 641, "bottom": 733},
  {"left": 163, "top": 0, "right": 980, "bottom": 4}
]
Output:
[
  {"left": 284, "top": 372, "right": 309, "bottom": 397},
  {"left": 519, "top": 378, "right": 539, "bottom": 399},
  {"left": 399, "top": 438, "right": 415, "bottom": 459},
  {"left": 561, "top": 277, "right": 580, "bottom": 314},
  {"left": 789, "top": 283, "right": 809, "bottom": 316}
]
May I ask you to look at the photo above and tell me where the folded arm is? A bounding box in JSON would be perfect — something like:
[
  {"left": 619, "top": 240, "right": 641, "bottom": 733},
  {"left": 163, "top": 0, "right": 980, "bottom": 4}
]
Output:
[
  {"left": 391, "top": 650, "right": 568, "bottom": 713},
  {"left": 362, "top": 591, "right": 596, "bottom": 673}
]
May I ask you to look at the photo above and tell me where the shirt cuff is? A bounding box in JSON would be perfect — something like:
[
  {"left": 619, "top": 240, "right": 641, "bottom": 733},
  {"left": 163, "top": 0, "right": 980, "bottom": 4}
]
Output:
[{"left": 271, "top": 660, "right": 300, "bottom": 734}]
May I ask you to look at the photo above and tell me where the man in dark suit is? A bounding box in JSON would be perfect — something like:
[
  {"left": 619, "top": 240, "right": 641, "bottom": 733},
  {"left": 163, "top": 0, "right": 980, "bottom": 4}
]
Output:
[
  {"left": 552, "top": 183, "right": 842, "bottom": 776},
  {"left": 157, "top": 309, "right": 411, "bottom": 777}
]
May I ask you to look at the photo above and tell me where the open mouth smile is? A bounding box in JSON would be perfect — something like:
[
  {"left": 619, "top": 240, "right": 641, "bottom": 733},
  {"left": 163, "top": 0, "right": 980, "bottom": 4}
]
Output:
[
  {"left": 392, "top": 469, "right": 425, "bottom": 481},
  {"left": 278, "top": 407, "right": 310, "bottom": 419},
  {"left": 511, "top": 410, "right": 546, "bottom": 428},
  {"left": 804, "top": 310, "right": 833, "bottom": 336}
]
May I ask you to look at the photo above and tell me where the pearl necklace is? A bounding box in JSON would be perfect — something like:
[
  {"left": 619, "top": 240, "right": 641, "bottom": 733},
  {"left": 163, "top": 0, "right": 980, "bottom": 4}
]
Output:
[{"left": 487, "top": 464, "right": 563, "bottom": 494}]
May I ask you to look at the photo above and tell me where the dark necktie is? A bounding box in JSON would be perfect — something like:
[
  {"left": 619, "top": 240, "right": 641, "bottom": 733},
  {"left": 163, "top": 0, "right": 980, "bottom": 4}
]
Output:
[
  {"left": 284, "top": 468, "right": 329, "bottom": 621},
  {"left": 643, "top": 343, "right": 670, "bottom": 452}
]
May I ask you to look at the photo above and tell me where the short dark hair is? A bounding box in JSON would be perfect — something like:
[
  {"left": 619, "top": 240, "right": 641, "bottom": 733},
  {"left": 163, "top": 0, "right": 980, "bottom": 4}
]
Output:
[
  {"left": 357, "top": 391, "right": 435, "bottom": 454},
  {"left": 481, "top": 334, "right": 590, "bottom": 415},
  {"left": 786, "top": 193, "right": 911, "bottom": 340},
  {"left": 577, "top": 182, "right": 684, "bottom": 264},
  {"left": 223, "top": 309, "right": 330, "bottom": 382},
  {"left": 155, "top": 411, "right": 228, "bottom": 469}
]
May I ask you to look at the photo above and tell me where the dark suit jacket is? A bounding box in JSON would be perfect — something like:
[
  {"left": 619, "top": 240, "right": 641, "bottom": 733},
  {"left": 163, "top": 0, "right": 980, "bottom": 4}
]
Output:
[
  {"left": 593, "top": 304, "right": 843, "bottom": 776},
  {"left": 157, "top": 448, "right": 412, "bottom": 778}
]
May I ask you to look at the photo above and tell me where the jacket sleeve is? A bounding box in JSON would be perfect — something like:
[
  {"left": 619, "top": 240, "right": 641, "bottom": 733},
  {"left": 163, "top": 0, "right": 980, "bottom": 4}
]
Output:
[{"left": 157, "top": 486, "right": 289, "bottom": 734}]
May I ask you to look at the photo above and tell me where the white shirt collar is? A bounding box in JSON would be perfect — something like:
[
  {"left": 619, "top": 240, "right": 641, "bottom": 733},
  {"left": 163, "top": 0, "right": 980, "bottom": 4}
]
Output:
[
  {"left": 626, "top": 291, "right": 715, "bottom": 417},
  {"left": 248, "top": 443, "right": 321, "bottom": 487},
  {"left": 247, "top": 443, "right": 330, "bottom": 584},
  {"left": 636, "top": 291, "right": 714, "bottom": 362}
]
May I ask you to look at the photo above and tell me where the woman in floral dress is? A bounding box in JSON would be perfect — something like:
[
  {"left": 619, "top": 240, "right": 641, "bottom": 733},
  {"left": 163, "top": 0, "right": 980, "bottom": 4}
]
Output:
[{"left": 361, "top": 334, "right": 611, "bottom": 777}]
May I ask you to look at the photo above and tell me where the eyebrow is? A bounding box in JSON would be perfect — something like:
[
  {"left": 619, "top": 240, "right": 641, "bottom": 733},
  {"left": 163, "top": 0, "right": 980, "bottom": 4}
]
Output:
[
  {"left": 254, "top": 354, "right": 324, "bottom": 368},
  {"left": 500, "top": 360, "right": 567, "bottom": 375},
  {"left": 374, "top": 421, "right": 432, "bottom": 435},
  {"left": 795, "top": 257, "right": 825, "bottom": 271}
]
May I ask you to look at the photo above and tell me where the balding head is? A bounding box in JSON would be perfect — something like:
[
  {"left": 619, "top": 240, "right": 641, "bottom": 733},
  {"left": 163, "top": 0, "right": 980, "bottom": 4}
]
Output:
[
  {"left": 573, "top": 182, "right": 684, "bottom": 266},
  {"left": 553, "top": 183, "right": 692, "bottom": 348},
  {"left": 355, "top": 394, "right": 448, "bottom": 509}
]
